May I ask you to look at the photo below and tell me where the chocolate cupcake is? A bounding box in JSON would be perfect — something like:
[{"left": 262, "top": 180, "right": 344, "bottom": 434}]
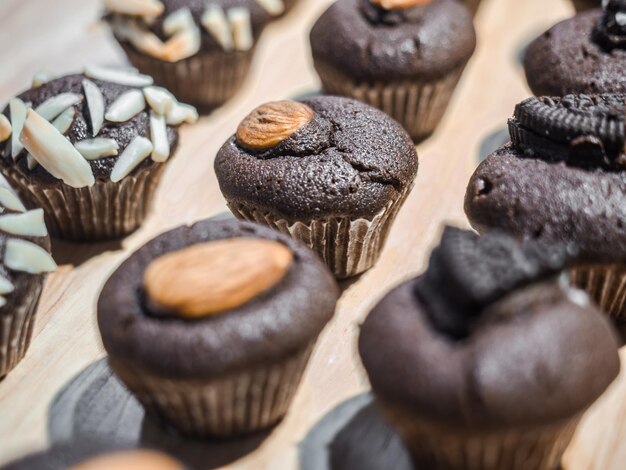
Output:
[
  {"left": 465, "top": 93, "right": 626, "bottom": 324},
  {"left": 524, "top": 1, "right": 626, "bottom": 96},
  {"left": 459, "top": 0, "right": 482, "bottom": 15},
  {"left": 0, "top": 68, "right": 197, "bottom": 241},
  {"left": 359, "top": 227, "right": 620, "bottom": 470},
  {"left": 98, "top": 219, "right": 338, "bottom": 437},
  {"left": 214, "top": 97, "right": 418, "bottom": 279},
  {"left": 570, "top": 0, "right": 602, "bottom": 11},
  {"left": 310, "top": 0, "right": 476, "bottom": 142},
  {"left": 0, "top": 187, "right": 56, "bottom": 378},
  {"left": 103, "top": 0, "right": 284, "bottom": 111}
]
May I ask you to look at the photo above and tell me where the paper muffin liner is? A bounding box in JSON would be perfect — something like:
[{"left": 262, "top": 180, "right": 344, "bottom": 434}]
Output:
[
  {"left": 122, "top": 45, "right": 254, "bottom": 112},
  {"left": 228, "top": 185, "right": 413, "bottom": 279},
  {"left": 2, "top": 163, "right": 165, "bottom": 242},
  {"left": 314, "top": 61, "right": 466, "bottom": 142},
  {"left": 0, "top": 280, "right": 44, "bottom": 378},
  {"left": 381, "top": 405, "right": 581, "bottom": 470},
  {"left": 109, "top": 343, "right": 314, "bottom": 437},
  {"left": 569, "top": 263, "right": 626, "bottom": 324}
]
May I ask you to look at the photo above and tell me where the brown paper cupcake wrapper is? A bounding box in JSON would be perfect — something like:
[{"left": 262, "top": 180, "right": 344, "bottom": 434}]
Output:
[
  {"left": 315, "top": 61, "right": 466, "bottom": 142},
  {"left": 228, "top": 185, "right": 413, "bottom": 279},
  {"left": 2, "top": 164, "right": 165, "bottom": 242},
  {"left": 569, "top": 263, "right": 626, "bottom": 323},
  {"left": 122, "top": 45, "right": 254, "bottom": 112},
  {"left": 0, "top": 281, "right": 44, "bottom": 378},
  {"left": 110, "top": 343, "right": 314, "bottom": 437}
]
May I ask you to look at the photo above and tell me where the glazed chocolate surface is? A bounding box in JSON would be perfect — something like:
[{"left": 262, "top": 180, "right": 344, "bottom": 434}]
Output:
[
  {"left": 524, "top": 10, "right": 626, "bottom": 96},
  {"left": 0, "top": 74, "right": 179, "bottom": 186},
  {"left": 98, "top": 219, "right": 339, "bottom": 380},
  {"left": 215, "top": 96, "right": 418, "bottom": 221},
  {"left": 310, "top": 0, "right": 476, "bottom": 82}
]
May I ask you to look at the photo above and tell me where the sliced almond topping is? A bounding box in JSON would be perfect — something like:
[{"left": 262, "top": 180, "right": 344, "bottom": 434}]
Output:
[
  {"left": 370, "top": 0, "right": 432, "bottom": 9},
  {"left": 75, "top": 138, "right": 119, "bottom": 160},
  {"left": 143, "top": 86, "right": 175, "bottom": 115},
  {"left": 35, "top": 93, "right": 81, "bottom": 122},
  {"left": 163, "top": 8, "right": 196, "bottom": 36},
  {"left": 82, "top": 79, "right": 105, "bottom": 137},
  {"left": 144, "top": 238, "right": 293, "bottom": 318},
  {"left": 84, "top": 66, "right": 154, "bottom": 88},
  {"left": 0, "top": 114, "right": 11, "bottom": 143},
  {"left": 150, "top": 112, "right": 170, "bottom": 162},
  {"left": 228, "top": 8, "right": 254, "bottom": 52},
  {"left": 52, "top": 107, "right": 76, "bottom": 135},
  {"left": 0, "top": 276, "right": 14, "bottom": 295},
  {"left": 165, "top": 102, "right": 198, "bottom": 125},
  {"left": 5, "top": 239, "right": 56, "bottom": 274},
  {"left": 110, "top": 136, "right": 153, "bottom": 183},
  {"left": 201, "top": 5, "right": 233, "bottom": 51},
  {"left": 32, "top": 70, "right": 57, "bottom": 88},
  {"left": 104, "top": 0, "right": 164, "bottom": 17},
  {"left": 0, "top": 187, "right": 26, "bottom": 213},
  {"left": 0, "top": 209, "right": 48, "bottom": 237},
  {"left": 27, "top": 154, "right": 38, "bottom": 170},
  {"left": 0, "top": 297, "right": 6, "bottom": 308},
  {"left": 9, "top": 98, "right": 28, "bottom": 159},
  {"left": 20, "top": 110, "right": 95, "bottom": 188},
  {"left": 105, "top": 90, "right": 146, "bottom": 123},
  {"left": 255, "top": 0, "right": 285, "bottom": 16},
  {"left": 112, "top": 17, "right": 166, "bottom": 58},
  {"left": 160, "top": 27, "right": 201, "bottom": 62}
]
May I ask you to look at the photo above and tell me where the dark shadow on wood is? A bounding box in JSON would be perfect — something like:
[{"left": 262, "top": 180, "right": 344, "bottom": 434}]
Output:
[{"left": 50, "top": 238, "right": 123, "bottom": 267}]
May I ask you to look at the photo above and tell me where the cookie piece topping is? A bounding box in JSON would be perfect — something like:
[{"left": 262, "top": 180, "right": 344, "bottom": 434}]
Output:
[
  {"left": 236, "top": 101, "right": 314, "bottom": 150},
  {"left": 369, "top": 0, "right": 431, "bottom": 9},
  {"left": 594, "top": 0, "right": 626, "bottom": 50},
  {"left": 143, "top": 238, "right": 293, "bottom": 318}
]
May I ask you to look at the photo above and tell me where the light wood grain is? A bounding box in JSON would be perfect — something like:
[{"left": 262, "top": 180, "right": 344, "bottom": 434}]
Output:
[{"left": 1, "top": 0, "right": 625, "bottom": 468}]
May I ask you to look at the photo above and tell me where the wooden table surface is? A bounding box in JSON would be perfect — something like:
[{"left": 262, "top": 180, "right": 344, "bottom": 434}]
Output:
[{"left": 1, "top": 0, "right": 625, "bottom": 468}]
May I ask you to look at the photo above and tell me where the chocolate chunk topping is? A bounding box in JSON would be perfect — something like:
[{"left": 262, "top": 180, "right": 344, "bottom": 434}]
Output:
[
  {"left": 508, "top": 94, "right": 626, "bottom": 170},
  {"left": 414, "top": 227, "right": 574, "bottom": 339},
  {"left": 594, "top": 0, "right": 626, "bottom": 51}
]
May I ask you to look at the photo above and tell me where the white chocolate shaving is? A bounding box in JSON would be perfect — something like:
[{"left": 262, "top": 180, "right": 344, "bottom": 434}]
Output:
[
  {"left": 0, "top": 187, "right": 26, "bottom": 213},
  {"left": 150, "top": 111, "right": 170, "bottom": 162},
  {"left": 202, "top": 5, "right": 233, "bottom": 52},
  {"left": 0, "top": 114, "right": 11, "bottom": 143},
  {"left": 255, "top": 0, "right": 285, "bottom": 16},
  {"left": 9, "top": 98, "right": 28, "bottom": 159},
  {"left": 84, "top": 66, "right": 154, "bottom": 87},
  {"left": 0, "top": 297, "right": 6, "bottom": 308},
  {"left": 163, "top": 8, "right": 196, "bottom": 36},
  {"left": 105, "top": 90, "right": 146, "bottom": 123},
  {"left": 104, "top": 0, "right": 164, "bottom": 17},
  {"left": 35, "top": 93, "right": 81, "bottom": 122},
  {"left": 32, "top": 70, "right": 57, "bottom": 88},
  {"left": 110, "top": 136, "right": 153, "bottom": 183},
  {"left": 0, "top": 209, "right": 48, "bottom": 237},
  {"left": 20, "top": 110, "right": 95, "bottom": 188},
  {"left": 27, "top": 154, "right": 38, "bottom": 170},
  {"left": 160, "top": 27, "right": 201, "bottom": 62},
  {"left": 82, "top": 79, "right": 105, "bottom": 137},
  {"left": 165, "top": 102, "right": 198, "bottom": 125},
  {"left": 5, "top": 239, "right": 57, "bottom": 274},
  {"left": 617, "top": 12, "right": 626, "bottom": 27},
  {"left": 0, "top": 276, "right": 14, "bottom": 295},
  {"left": 228, "top": 8, "right": 254, "bottom": 52},
  {"left": 52, "top": 107, "right": 75, "bottom": 134},
  {"left": 143, "top": 86, "right": 175, "bottom": 115},
  {"left": 75, "top": 138, "right": 119, "bottom": 160}
]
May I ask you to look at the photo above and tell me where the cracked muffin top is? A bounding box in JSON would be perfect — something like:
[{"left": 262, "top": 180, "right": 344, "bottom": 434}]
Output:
[{"left": 214, "top": 96, "right": 418, "bottom": 221}]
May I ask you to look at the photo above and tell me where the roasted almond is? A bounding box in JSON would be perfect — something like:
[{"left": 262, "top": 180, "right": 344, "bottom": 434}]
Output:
[
  {"left": 70, "top": 450, "right": 183, "bottom": 470},
  {"left": 236, "top": 101, "right": 314, "bottom": 150},
  {"left": 144, "top": 238, "right": 293, "bottom": 318},
  {"left": 370, "top": 0, "right": 431, "bottom": 9}
]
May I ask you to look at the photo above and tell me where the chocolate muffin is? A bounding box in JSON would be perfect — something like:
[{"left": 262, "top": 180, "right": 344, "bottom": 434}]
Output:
[
  {"left": 459, "top": 0, "right": 482, "bottom": 15},
  {"left": 524, "top": 1, "right": 626, "bottom": 96},
  {"left": 310, "top": 0, "right": 476, "bottom": 142},
  {"left": 0, "top": 187, "right": 56, "bottom": 379},
  {"left": 0, "top": 68, "right": 197, "bottom": 241},
  {"left": 214, "top": 97, "right": 418, "bottom": 279},
  {"left": 465, "top": 93, "right": 626, "bottom": 324},
  {"left": 359, "top": 227, "right": 620, "bottom": 470},
  {"left": 98, "top": 218, "right": 339, "bottom": 437},
  {"left": 103, "top": 0, "right": 284, "bottom": 111},
  {"left": 570, "top": 0, "right": 602, "bottom": 11}
]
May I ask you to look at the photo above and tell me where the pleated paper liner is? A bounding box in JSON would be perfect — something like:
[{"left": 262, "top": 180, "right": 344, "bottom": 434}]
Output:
[
  {"left": 569, "top": 263, "right": 626, "bottom": 324},
  {"left": 109, "top": 343, "right": 314, "bottom": 438},
  {"left": 0, "top": 281, "right": 44, "bottom": 378},
  {"left": 2, "top": 163, "right": 165, "bottom": 242},
  {"left": 314, "top": 61, "right": 466, "bottom": 142},
  {"left": 122, "top": 45, "right": 255, "bottom": 113}
]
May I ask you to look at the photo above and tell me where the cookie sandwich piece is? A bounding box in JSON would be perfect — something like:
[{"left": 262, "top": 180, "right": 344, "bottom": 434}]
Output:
[
  {"left": 98, "top": 219, "right": 338, "bottom": 437},
  {"left": 310, "top": 0, "right": 476, "bottom": 142},
  {"left": 359, "top": 227, "right": 620, "bottom": 470},
  {"left": 0, "top": 68, "right": 197, "bottom": 241},
  {"left": 215, "top": 97, "right": 418, "bottom": 278}
]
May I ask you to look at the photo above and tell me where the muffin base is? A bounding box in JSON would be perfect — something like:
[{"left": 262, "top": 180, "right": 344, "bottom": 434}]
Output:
[
  {"left": 122, "top": 45, "right": 254, "bottom": 112},
  {"left": 1, "top": 164, "right": 165, "bottom": 242},
  {"left": 570, "top": 263, "right": 626, "bottom": 324},
  {"left": 0, "top": 280, "right": 44, "bottom": 379},
  {"left": 109, "top": 343, "right": 314, "bottom": 438},
  {"left": 228, "top": 185, "right": 413, "bottom": 279},
  {"left": 314, "top": 61, "right": 466, "bottom": 142}
]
